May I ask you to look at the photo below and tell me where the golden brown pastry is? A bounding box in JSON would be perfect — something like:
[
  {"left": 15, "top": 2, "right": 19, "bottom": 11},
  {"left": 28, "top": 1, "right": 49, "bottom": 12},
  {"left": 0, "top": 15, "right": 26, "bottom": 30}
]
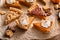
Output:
[
  {"left": 33, "top": 20, "right": 53, "bottom": 33},
  {"left": 15, "top": 16, "right": 34, "bottom": 30},
  {"left": 51, "top": 0, "right": 60, "bottom": 4},
  {"left": 4, "top": 0, "right": 22, "bottom": 9},
  {"left": 5, "top": 7, "right": 22, "bottom": 25},
  {"left": 28, "top": 5, "right": 47, "bottom": 19},
  {"left": 18, "top": 0, "right": 34, "bottom": 7}
]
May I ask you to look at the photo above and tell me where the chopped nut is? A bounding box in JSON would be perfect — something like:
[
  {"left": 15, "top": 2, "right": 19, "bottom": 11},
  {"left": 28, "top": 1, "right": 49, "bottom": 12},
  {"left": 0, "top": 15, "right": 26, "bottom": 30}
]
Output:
[
  {"left": 5, "top": 30, "right": 14, "bottom": 37},
  {"left": 54, "top": 4, "right": 60, "bottom": 10},
  {"left": 43, "top": 6, "right": 52, "bottom": 16},
  {"left": 0, "top": 11, "right": 6, "bottom": 15}
]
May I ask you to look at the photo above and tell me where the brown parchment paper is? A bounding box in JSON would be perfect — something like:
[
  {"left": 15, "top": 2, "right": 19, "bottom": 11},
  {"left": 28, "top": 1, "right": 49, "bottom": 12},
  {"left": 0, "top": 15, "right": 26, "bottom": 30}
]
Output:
[{"left": 0, "top": 0, "right": 60, "bottom": 40}]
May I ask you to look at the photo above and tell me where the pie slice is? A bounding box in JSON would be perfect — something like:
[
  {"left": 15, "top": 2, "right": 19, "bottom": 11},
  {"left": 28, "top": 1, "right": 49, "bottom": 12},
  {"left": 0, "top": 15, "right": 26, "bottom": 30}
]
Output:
[
  {"left": 4, "top": 1, "right": 22, "bottom": 9},
  {"left": 33, "top": 20, "right": 53, "bottom": 33},
  {"left": 5, "top": 8, "right": 22, "bottom": 25},
  {"left": 15, "top": 16, "right": 34, "bottom": 30},
  {"left": 28, "top": 5, "right": 47, "bottom": 19},
  {"left": 18, "top": 0, "right": 34, "bottom": 7}
]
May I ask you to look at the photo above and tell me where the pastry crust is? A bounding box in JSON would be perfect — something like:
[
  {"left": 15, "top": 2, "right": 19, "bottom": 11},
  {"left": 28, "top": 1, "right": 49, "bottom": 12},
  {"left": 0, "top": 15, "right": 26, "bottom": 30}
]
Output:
[
  {"left": 4, "top": 1, "right": 22, "bottom": 9},
  {"left": 18, "top": 0, "right": 34, "bottom": 7},
  {"left": 5, "top": 8, "right": 22, "bottom": 25},
  {"left": 28, "top": 5, "right": 47, "bottom": 19},
  {"left": 33, "top": 21, "right": 53, "bottom": 33},
  {"left": 15, "top": 17, "right": 34, "bottom": 30}
]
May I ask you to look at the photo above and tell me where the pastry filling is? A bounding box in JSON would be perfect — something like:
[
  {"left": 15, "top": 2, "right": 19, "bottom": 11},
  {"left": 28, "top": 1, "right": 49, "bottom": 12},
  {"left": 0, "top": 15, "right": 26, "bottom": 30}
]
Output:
[
  {"left": 41, "top": 20, "right": 50, "bottom": 28},
  {"left": 31, "top": 6, "right": 46, "bottom": 17},
  {"left": 26, "top": 0, "right": 34, "bottom": 2},
  {"left": 6, "top": 0, "right": 16, "bottom": 4},
  {"left": 20, "top": 15, "right": 29, "bottom": 25}
]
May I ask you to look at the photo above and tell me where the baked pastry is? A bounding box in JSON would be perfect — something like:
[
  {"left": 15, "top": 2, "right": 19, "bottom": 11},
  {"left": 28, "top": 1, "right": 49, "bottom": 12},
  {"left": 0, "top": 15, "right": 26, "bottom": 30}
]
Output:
[
  {"left": 33, "top": 20, "right": 53, "bottom": 33},
  {"left": 9, "top": 7, "right": 23, "bottom": 14},
  {"left": 5, "top": 25, "right": 17, "bottom": 37},
  {"left": 51, "top": 0, "right": 60, "bottom": 4},
  {"left": 28, "top": 5, "right": 47, "bottom": 19},
  {"left": 18, "top": 0, "right": 34, "bottom": 7},
  {"left": 43, "top": 6, "right": 52, "bottom": 16},
  {"left": 15, "top": 16, "right": 34, "bottom": 30},
  {"left": 4, "top": 0, "right": 22, "bottom": 9},
  {"left": 5, "top": 7, "right": 22, "bottom": 25},
  {"left": 0, "top": 10, "right": 6, "bottom": 15}
]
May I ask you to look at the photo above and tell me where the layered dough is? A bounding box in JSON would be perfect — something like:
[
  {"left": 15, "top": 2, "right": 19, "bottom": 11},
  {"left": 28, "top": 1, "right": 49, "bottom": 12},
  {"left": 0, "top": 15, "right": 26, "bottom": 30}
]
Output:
[{"left": 5, "top": 7, "right": 22, "bottom": 25}]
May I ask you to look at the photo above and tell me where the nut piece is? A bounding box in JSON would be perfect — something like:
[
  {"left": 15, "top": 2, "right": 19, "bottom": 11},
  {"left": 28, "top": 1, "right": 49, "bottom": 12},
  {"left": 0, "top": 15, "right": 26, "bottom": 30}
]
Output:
[
  {"left": 43, "top": 6, "right": 52, "bottom": 16},
  {"left": 5, "top": 30, "right": 14, "bottom": 37},
  {"left": 0, "top": 10, "right": 6, "bottom": 15},
  {"left": 54, "top": 4, "right": 60, "bottom": 10}
]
